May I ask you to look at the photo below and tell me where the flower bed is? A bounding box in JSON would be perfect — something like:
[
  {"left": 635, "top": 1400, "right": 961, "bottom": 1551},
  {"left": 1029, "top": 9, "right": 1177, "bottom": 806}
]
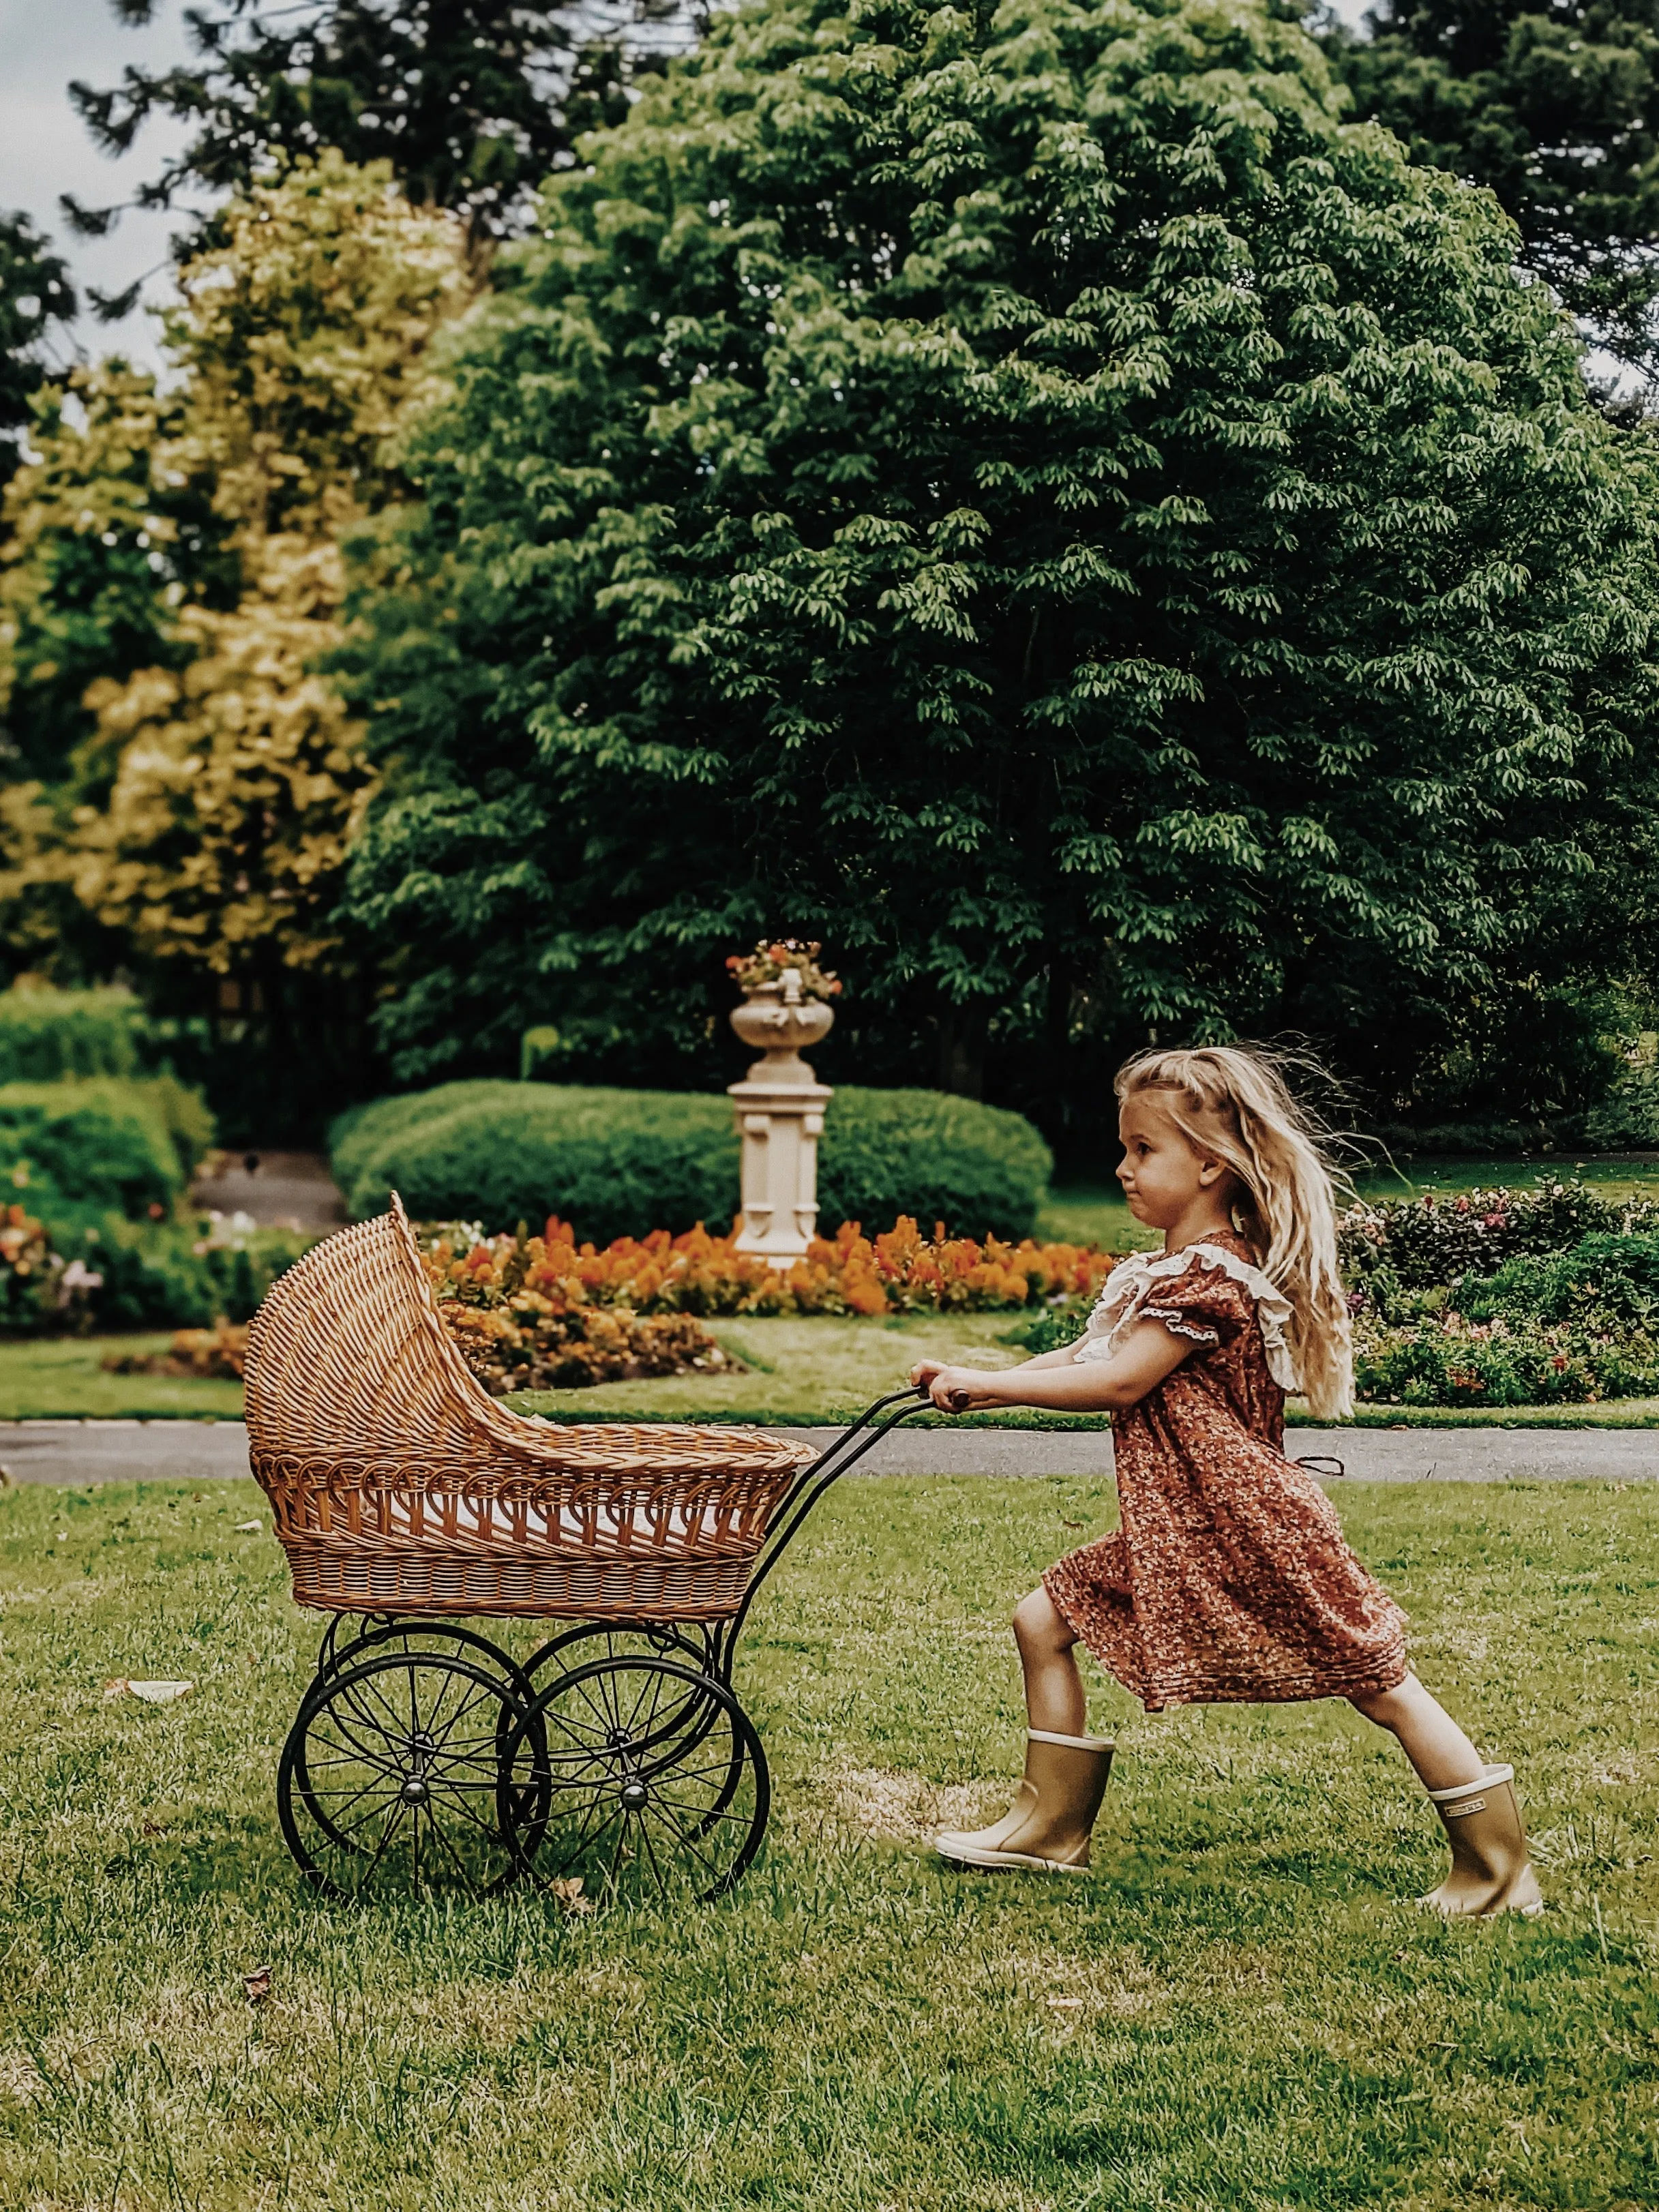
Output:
[
  {"left": 421, "top": 1216, "right": 1117, "bottom": 1320},
  {"left": 419, "top": 1216, "right": 1119, "bottom": 1392}
]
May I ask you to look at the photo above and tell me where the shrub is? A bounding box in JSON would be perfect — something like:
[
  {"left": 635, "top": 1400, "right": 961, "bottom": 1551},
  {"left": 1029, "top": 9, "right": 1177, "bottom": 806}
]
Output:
[
  {"left": 336, "top": 1081, "right": 1052, "bottom": 1242},
  {"left": 1004, "top": 1304, "right": 1092, "bottom": 1357},
  {"left": 335, "top": 1083, "right": 738, "bottom": 1244},
  {"left": 102, "top": 1322, "right": 250, "bottom": 1380},
  {"left": 0, "top": 1204, "right": 102, "bottom": 1334},
  {"left": 0, "top": 986, "right": 143, "bottom": 1083},
  {"left": 1339, "top": 1179, "right": 1659, "bottom": 1291},
  {"left": 1353, "top": 1310, "right": 1659, "bottom": 1407},
  {"left": 80, "top": 1217, "right": 316, "bottom": 1330},
  {"left": 1452, "top": 1234, "right": 1659, "bottom": 1329},
  {"left": 0, "top": 1078, "right": 214, "bottom": 1225},
  {"left": 440, "top": 1302, "right": 741, "bottom": 1395},
  {"left": 818, "top": 1090, "right": 1051, "bottom": 1243}
]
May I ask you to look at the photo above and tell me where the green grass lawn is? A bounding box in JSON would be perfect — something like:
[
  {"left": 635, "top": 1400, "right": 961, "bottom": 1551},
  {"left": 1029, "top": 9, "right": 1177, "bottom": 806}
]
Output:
[
  {"left": 0, "top": 1334, "right": 246, "bottom": 1420},
  {"left": 0, "top": 1474, "right": 1652, "bottom": 2209}
]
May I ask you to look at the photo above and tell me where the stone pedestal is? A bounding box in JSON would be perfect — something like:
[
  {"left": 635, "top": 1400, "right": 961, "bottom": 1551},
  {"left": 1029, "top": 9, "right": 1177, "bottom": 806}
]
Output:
[{"left": 728, "top": 976, "right": 834, "bottom": 1269}]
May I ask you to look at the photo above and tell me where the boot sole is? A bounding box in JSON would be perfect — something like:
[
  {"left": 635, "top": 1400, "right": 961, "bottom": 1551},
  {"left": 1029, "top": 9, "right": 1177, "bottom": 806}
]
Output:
[
  {"left": 936, "top": 1842, "right": 1089, "bottom": 1874},
  {"left": 1416, "top": 1892, "right": 1545, "bottom": 1919}
]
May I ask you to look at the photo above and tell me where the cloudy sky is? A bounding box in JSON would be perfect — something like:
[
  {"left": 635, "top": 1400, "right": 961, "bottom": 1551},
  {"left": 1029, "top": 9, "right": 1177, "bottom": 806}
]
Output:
[
  {"left": 3, "top": 0, "right": 1375, "bottom": 378},
  {"left": 0, "top": 0, "right": 199, "bottom": 370}
]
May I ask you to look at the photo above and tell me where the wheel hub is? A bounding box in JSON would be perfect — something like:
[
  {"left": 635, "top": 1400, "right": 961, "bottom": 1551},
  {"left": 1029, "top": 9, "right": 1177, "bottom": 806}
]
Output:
[
  {"left": 619, "top": 1778, "right": 648, "bottom": 1812},
  {"left": 400, "top": 1777, "right": 430, "bottom": 1804}
]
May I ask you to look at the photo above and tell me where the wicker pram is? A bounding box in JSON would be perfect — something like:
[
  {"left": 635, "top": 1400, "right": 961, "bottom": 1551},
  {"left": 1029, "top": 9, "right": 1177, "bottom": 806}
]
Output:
[
  {"left": 248, "top": 1196, "right": 928, "bottom": 1903},
  {"left": 246, "top": 1194, "right": 817, "bottom": 1621}
]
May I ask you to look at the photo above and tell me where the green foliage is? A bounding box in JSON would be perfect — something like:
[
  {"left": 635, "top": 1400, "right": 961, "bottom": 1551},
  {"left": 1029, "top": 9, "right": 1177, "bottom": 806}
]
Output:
[
  {"left": 1320, "top": 0, "right": 1659, "bottom": 380},
  {"left": 65, "top": 0, "right": 666, "bottom": 271},
  {"left": 1341, "top": 1178, "right": 1659, "bottom": 1294},
  {"left": 335, "top": 1078, "right": 1051, "bottom": 1240},
  {"left": 0, "top": 1076, "right": 214, "bottom": 1225},
  {"left": 335, "top": 1080, "right": 740, "bottom": 1237},
  {"left": 340, "top": 0, "right": 1659, "bottom": 1145},
  {"left": 1455, "top": 1232, "right": 1659, "bottom": 1328},
  {"left": 1353, "top": 1309, "right": 1659, "bottom": 1406},
  {"left": 0, "top": 213, "right": 76, "bottom": 488},
  {"left": 1004, "top": 1301, "right": 1091, "bottom": 1357},
  {"left": 0, "top": 985, "right": 141, "bottom": 1082},
  {"left": 818, "top": 1088, "right": 1051, "bottom": 1242},
  {"left": 84, "top": 1217, "right": 313, "bottom": 1330}
]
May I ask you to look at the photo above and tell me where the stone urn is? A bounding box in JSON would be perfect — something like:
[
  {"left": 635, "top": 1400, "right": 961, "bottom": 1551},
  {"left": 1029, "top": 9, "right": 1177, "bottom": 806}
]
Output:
[
  {"left": 728, "top": 968, "right": 835, "bottom": 1266},
  {"left": 729, "top": 970, "right": 835, "bottom": 1084}
]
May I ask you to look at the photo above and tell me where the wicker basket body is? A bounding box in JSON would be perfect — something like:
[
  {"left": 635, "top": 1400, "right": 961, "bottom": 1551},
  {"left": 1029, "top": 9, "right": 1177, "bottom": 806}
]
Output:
[{"left": 245, "top": 1197, "right": 816, "bottom": 1620}]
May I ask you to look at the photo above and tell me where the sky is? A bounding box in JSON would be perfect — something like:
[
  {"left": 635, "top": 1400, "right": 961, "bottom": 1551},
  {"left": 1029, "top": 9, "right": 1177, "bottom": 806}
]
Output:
[
  {"left": 0, "top": 0, "right": 197, "bottom": 372},
  {"left": 4, "top": 0, "right": 1376, "bottom": 380}
]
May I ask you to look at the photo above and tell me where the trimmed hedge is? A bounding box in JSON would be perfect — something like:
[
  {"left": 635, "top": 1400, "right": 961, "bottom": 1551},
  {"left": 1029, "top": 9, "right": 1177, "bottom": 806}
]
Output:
[
  {"left": 0, "top": 986, "right": 143, "bottom": 1083},
  {"left": 333, "top": 1081, "right": 1052, "bottom": 1243},
  {"left": 335, "top": 1084, "right": 739, "bottom": 1244},
  {"left": 0, "top": 1077, "right": 215, "bottom": 1225},
  {"left": 819, "top": 1088, "right": 1051, "bottom": 1242}
]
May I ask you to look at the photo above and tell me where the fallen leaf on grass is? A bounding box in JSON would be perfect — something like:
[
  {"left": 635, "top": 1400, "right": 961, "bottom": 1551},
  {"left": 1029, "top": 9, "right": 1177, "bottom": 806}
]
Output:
[
  {"left": 233, "top": 1520, "right": 263, "bottom": 1533},
  {"left": 1046, "top": 1996, "right": 1084, "bottom": 2010},
  {"left": 242, "top": 1966, "right": 272, "bottom": 2006},
  {"left": 547, "top": 1877, "right": 595, "bottom": 1916},
  {"left": 102, "top": 1678, "right": 193, "bottom": 1704}
]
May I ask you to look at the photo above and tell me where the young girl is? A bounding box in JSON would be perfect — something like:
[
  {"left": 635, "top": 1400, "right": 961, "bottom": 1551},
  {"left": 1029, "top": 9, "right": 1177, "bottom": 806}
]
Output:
[{"left": 912, "top": 1045, "right": 1542, "bottom": 1916}]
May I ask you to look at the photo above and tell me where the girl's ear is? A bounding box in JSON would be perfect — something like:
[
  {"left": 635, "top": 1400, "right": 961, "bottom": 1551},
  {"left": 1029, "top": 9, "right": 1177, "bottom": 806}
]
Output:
[{"left": 1197, "top": 1155, "right": 1228, "bottom": 1189}]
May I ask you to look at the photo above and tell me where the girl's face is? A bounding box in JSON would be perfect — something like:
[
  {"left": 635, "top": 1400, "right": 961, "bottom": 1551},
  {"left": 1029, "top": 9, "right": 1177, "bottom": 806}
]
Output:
[{"left": 1116, "top": 1091, "right": 1230, "bottom": 1228}]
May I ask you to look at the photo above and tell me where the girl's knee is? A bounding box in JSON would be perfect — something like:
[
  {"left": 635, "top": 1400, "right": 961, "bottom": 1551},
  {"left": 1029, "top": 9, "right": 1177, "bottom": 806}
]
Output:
[
  {"left": 1350, "top": 1673, "right": 1419, "bottom": 1728},
  {"left": 1013, "top": 1587, "right": 1064, "bottom": 1654}
]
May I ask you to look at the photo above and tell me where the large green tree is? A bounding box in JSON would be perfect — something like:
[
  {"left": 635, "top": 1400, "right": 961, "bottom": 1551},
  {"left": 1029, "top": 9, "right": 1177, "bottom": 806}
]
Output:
[
  {"left": 339, "top": 0, "right": 1659, "bottom": 1141},
  {"left": 1320, "top": 0, "right": 1659, "bottom": 384}
]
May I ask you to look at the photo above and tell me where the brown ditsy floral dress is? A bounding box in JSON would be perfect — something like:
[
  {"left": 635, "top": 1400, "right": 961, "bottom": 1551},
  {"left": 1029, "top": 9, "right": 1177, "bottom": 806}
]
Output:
[{"left": 1043, "top": 1229, "right": 1407, "bottom": 1712}]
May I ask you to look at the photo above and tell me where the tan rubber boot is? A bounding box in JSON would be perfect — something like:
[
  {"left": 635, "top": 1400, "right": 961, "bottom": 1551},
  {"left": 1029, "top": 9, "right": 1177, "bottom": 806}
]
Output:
[
  {"left": 1419, "top": 1764, "right": 1544, "bottom": 1918},
  {"left": 935, "top": 1730, "right": 1114, "bottom": 1874}
]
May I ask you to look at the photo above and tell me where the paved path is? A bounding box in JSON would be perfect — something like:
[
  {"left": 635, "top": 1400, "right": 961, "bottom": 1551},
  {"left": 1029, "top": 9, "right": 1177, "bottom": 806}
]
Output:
[{"left": 1, "top": 1419, "right": 1654, "bottom": 1486}]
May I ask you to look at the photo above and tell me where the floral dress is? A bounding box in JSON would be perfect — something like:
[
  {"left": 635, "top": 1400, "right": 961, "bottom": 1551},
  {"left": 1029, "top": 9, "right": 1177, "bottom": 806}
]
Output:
[{"left": 1043, "top": 1230, "right": 1407, "bottom": 1712}]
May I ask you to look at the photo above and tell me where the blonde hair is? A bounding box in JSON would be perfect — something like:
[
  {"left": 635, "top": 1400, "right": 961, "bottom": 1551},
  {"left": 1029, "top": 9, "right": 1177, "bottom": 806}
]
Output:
[{"left": 1115, "top": 1043, "right": 1354, "bottom": 1419}]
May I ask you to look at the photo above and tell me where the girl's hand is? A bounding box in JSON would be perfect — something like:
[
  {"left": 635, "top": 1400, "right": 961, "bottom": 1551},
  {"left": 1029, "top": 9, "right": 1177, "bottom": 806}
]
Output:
[{"left": 918, "top": 1364, "right": 997, "bottom": 1414}]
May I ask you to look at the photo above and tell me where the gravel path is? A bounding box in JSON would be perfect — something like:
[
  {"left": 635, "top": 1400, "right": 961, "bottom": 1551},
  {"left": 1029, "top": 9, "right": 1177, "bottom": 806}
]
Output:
[{"left": 1, "top": 1418, "right": 1654, "bottom": 1486}]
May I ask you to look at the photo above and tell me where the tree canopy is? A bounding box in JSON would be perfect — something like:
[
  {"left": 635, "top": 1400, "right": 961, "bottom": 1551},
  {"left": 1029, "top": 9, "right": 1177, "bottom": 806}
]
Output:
[
  {"left": 0, "top": 158, "right": 470, "bottom": 1055},
  {"left": 68, "top": 0, "right": 689, "bottom": 297},
  {"left": 1321, "top": 0, "right": 1659, "bottom": 385},
  {"left": 337, "top": 0, "right": 1659, "bottom": 1138},
  {"left": 0, "top": 215, "right": 77, "bottom": 486}
]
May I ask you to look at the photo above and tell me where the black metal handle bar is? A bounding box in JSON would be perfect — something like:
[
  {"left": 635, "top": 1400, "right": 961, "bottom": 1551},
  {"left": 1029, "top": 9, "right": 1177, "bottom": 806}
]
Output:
[{"left": 715, "top": 1384, "right": 939, "bottom": 1669}]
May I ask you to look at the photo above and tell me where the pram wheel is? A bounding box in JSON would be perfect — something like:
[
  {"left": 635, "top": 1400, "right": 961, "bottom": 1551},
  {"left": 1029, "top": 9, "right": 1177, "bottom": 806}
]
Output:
[
  {"left": 313, "top": 1615, "right": 533, "bottom": 1701},
  {"left": 277, "top": 1651, "right": 551, "bottom": 1900},
  {"left": 504, "top": 1655, "right": 769, "bottom": 1904}
]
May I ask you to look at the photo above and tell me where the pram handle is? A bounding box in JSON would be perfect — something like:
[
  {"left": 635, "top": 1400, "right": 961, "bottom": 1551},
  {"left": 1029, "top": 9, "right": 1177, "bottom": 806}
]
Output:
[{"left": 720, "top": 1384, "right": 936, "bottom": 1653}]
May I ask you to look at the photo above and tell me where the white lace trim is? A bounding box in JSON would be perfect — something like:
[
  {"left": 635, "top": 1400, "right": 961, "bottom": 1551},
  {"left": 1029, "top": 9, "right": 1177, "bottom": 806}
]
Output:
[{"left": 1071, "top": 1241, "right": 1299, "bottom": 1391}]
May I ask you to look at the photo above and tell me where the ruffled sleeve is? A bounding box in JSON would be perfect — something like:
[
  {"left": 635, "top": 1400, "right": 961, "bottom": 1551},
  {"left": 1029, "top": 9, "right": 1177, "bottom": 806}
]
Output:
[
  {"left": 1072, "top": 1242, "right": 1299, "bottom": 1391},
  {"left": 1139, "top": 1260, "right": 1255, "bottom": 1352}
]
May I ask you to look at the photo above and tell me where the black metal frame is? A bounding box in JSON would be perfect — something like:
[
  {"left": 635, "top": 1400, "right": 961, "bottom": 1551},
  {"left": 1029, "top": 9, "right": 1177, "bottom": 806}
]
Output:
[{"left": 278, "top": 1386, "right": 935, "bottom": 1901}]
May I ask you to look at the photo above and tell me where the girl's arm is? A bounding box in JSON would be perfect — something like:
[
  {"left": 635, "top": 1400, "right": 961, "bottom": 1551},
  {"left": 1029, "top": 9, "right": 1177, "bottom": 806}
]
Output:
[{"left": 910, "top": 1319, "right": 1193, "bottom": 1414}]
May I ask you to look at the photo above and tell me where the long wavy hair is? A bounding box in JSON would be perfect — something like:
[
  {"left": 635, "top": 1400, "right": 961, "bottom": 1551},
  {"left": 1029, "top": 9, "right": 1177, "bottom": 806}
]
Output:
[{"left": 1115, "top": 1043, "right": 1354, "bottom": 1418}]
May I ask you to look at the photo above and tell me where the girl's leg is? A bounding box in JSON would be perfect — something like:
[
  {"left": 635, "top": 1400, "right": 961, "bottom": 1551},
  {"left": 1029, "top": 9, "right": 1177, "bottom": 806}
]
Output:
[
  {"left": 1349, "top": 1672, "right": 1486, "bottom": 1789},
  {"left": 1013, "top": 1587, "right": 1088, "bottom": 1736},
  {"left": 1351, "top": 1673, "right": 1541, "bottom": 1916},
  {"left": 933, "top": 1587, "right": 1111, "bottom": 1870}
]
